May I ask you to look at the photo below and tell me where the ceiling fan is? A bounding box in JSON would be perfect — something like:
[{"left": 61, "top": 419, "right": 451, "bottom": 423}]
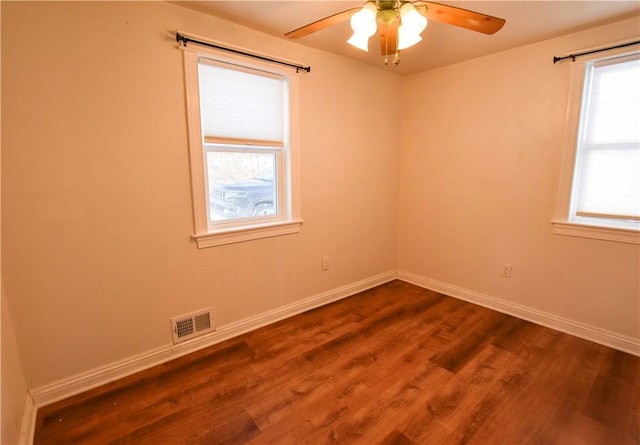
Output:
[{"left": 285, "top": 1, "right": 506, "bottom": 66}]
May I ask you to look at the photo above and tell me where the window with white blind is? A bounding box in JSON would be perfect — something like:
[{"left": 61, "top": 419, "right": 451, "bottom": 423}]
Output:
[
  {"left": 554, "top": 50, "right": 640, "bottom": 244},
  {"left": 182, "top": 48, "right": 302, "bottom": 248}
]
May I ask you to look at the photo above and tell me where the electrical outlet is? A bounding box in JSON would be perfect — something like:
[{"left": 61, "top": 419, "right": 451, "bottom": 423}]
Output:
[
  {"left": 502, "top": 263, "right": 512, "bottom": 278},
  {"left": 322, "top": 256, "right": 330, "bottom": 271}
]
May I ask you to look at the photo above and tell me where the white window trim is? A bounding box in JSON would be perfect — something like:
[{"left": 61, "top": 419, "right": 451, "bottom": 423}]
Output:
[
  {"left": 553, "top": 46, "right": 640, "bottom": 245},
  {"left": 182, "top": 46, "right": 302, "bottom": 248}
]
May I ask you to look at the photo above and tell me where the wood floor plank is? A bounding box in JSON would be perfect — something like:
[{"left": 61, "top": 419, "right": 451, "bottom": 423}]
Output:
[
  {"left": 36, "top": 340, "right": 259, "bottom": 444},
  {"left": 244, "top": 289, "right": 452, "bottom": 443},
  {"left": 396, "top": 345, "right": 514, "bottom": 444},
  {"left": 583, "top": 349, "right": 640, "bottom": 444},
  {"left": 33, "top": 280, "right": 640, "bottom": 444},
  {"left": 379, "top": 429, "right": 415, "bottom": 445}
]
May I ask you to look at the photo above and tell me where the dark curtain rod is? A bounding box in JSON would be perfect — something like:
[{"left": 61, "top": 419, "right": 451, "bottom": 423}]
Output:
[
  {"left": 553, "top": 40, "right": 640, "bottom": 64},
  {"left": 176, "top": 32, "right": 311, "bottom": 73}
]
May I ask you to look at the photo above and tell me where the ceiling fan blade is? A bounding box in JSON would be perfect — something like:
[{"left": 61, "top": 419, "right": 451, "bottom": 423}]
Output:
[
  {"left": 285, "top": 8, "right": 360, "bottom": 39},
  {"left": 379, "top": 22, "right": 398, "bottom": 56},
  {"left": 414, "top": 1, "right": 505, "bottom": 35}
]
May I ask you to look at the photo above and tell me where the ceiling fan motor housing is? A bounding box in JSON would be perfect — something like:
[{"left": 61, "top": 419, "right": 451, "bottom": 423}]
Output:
[
  {"left": 377, "top": 8, "right": 399, "bottom": 26},
  {"left": 376, "top": 0, "right": 401, "bottom": 25}
]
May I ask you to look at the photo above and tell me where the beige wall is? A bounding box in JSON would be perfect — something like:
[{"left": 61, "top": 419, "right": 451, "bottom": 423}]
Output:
[
  {"left": 1, "top": 1, "right": 399, "bottom": 389},
  {"left": 398, "top": 16, "right": 640, "bottom": 339},
  {"left": 1, "top": 4, "right": 29, "bottom": 442},
  {"left": 1, "top": 0, "right": 638, "bottom": 416}
]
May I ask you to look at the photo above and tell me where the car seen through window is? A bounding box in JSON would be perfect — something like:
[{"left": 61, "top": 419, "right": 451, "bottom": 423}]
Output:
[{"left": 209, "top": 166, "right": 276, "bottom": 221}]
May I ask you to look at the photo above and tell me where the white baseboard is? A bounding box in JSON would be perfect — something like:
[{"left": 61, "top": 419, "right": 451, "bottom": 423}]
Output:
[
  {"left": 397, "top": 270, "right": 640, "bottom": 356},
  {"left": 18, "top": 394, "right": 36, "bottom": 445},
  {"left": 28, "top": 270, "right": 397, "bottom": 409}
]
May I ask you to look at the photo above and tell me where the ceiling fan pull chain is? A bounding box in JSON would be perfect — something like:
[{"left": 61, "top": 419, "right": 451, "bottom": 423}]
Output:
[{"left": 384, "top": 33, "right": 389, "bottom": 65}]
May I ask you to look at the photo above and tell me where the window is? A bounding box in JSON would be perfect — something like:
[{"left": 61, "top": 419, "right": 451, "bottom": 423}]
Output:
[
  {"left": 554, "top": 50, "right": 640, "bottom": 244},
  {"left": 182, "top": 46, "right": 302, "bottom": 248}
]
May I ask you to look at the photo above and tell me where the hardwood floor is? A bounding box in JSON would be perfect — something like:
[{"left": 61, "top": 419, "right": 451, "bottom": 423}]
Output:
[{"left": 34, "top": 280, "right": 639, "bottom": 444}]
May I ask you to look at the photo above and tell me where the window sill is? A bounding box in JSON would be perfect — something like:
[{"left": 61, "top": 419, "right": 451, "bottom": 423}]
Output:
[
  {"left": 552, "top": 220, "right": 640, "bottom": 244},
  {"left": 193, "top": 220, "right": 303, "bottom": 248}
]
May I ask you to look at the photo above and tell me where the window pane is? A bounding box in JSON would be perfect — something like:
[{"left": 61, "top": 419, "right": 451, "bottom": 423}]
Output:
[
  {"left": 585, "top": 57, "right": 640, "bottom": 145},
  {"left": 572, "top": 53, "right": 640, "bottom": 225},
  {"left": 576, "top": 144, "right": 640, "bottom": 220},
  {"left": 198, "top": 59, "right": 285, "bottom": 142},
  {"left": 206, "top": 151, "right": 277, "bottom": 222}
]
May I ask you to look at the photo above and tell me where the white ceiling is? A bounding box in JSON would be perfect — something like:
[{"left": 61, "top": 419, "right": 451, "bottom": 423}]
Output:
[{"left": 175, "top": 1, "right": 640, "bottom": 75}]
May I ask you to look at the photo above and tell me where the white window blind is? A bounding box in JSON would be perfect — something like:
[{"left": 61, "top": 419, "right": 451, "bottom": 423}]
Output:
[
  {"left": 572, "top": 53, "right": 640, "bottom": 224},
  {"left": 198, "top": 58, "right": 286, "bottom": 143}
]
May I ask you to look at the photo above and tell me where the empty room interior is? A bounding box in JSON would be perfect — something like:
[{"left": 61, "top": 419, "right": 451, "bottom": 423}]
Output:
[{"left": 1, "top": 1, "right": 639, "bottom": 444}]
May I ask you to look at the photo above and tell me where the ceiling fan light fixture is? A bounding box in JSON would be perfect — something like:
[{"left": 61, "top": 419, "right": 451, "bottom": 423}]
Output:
[
  {"left": 399, "top": 2, "right": 427, "bottom": 34},
  {"left": 349, "top": 2, "right": 377, "bottom": 36},
  {"left": 396, "top": 2, "right": 427, "bottom": 51},
  {"left": 347, "top": 31, "right": 371, "bottom": 51},
  {"left": 397, "top": 26, "right": 422, "bottom": 50},
  {"left": 347, "top": 2, "right": 377, "bottom": 52}
]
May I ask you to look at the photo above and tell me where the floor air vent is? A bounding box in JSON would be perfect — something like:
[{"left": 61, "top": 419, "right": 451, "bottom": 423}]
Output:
[{"left": 171, "top": 308, "right": 214, "bottom": 344}]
